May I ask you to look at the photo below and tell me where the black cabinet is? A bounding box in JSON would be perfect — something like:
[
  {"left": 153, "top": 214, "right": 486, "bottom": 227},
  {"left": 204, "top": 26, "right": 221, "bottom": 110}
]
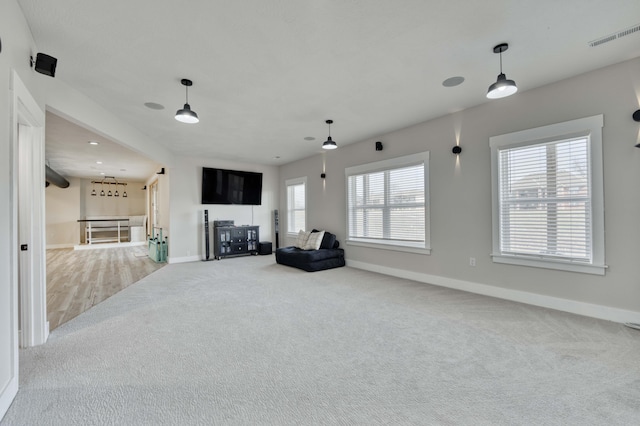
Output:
[{"left": 214, "top": 225, "right": 259, "bottom": 260}]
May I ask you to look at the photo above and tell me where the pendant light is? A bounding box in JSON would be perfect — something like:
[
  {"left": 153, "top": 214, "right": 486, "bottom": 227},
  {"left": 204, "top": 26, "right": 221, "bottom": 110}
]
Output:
[
  {"left": 486, "top": 43, "right": 517, "bottom": 99},
  {"left": 322, "top": 119, "right": 337, "bottom": 150},
  {"left": 91, "top": 181, "right": 97, "bottom": 196},
  {"left": 175, "top": 79, "right": 199, "bottom": 124},
  {"left": 92, "top": 176, "right": 129, "bottom": 199}
]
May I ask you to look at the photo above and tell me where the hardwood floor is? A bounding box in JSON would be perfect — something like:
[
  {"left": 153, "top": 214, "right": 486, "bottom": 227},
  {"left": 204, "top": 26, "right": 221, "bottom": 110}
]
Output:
[{"left": 46, "top": 245, "right": 166, "bottom": 331}]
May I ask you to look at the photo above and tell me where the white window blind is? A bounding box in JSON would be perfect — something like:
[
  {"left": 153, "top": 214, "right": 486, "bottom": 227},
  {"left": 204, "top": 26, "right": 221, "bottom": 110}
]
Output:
[
  {"left": 346, "top": 152, "right": 429, "bottom": 252},
  {"left": 490, "top": 114, "right": 605, "bottom": 275},
  {"left": 286, "top": 178, "right": 306, "bottom": 233},
  {"left": 498, "top": 137, "right": 591, "bottom": 262}
]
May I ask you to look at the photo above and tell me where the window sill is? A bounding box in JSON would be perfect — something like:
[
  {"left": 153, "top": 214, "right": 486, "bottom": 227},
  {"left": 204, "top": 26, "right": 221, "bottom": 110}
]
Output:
[
  {"left": 491, "top": 253, "right": 606, "bottom": 275},
  {"left": 346, "top": 239, "right": 431, "bottom": 255}
]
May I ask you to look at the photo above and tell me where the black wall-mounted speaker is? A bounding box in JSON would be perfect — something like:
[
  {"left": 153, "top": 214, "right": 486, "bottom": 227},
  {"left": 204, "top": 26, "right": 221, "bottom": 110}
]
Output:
[
  {"left": 34, "top": 53, "right": 57, "bottom": 77},
  {"left": 375, "top": 141, "right": 383, "bottom": 151}
]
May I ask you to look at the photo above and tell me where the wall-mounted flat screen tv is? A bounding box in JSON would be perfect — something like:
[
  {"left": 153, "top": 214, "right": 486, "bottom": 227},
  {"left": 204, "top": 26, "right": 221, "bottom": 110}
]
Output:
[{"left": 202, "top": 167, "right": 263, "bottom": 205}]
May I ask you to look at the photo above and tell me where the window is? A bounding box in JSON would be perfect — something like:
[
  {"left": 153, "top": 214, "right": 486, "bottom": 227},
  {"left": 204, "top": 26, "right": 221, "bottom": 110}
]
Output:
[
  {"left": 490, "top": 115, "right": 605, "bottom": 275},
  {"left": 286, "top": 177, "right": 306, "bottom": 234},
  {"left": 345, "top": 152, "right": 430, "bottom": 254}
]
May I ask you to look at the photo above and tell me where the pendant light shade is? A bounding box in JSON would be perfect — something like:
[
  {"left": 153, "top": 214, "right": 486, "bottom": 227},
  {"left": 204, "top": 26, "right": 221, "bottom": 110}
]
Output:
[
  {"left": 487, "top": 43, "right": 517, "bottom": 99},
  {"left": 175, "top": 79, "right": 199, "bottom": 123},
  {"left": 176, "top": 103, "right": 199, "bottom": 123},
  {"left": 322, "top": 119, "right": 338, "bottom": 150}
]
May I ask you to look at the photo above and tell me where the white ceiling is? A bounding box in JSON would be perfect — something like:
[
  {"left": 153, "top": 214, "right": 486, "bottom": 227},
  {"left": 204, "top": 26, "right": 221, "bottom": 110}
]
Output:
[
  {"left": 45, "top": 111, "right": 161, "bottom": 182},
  {"left": 18, "top": 0, "right": 640, "bottom": 180}
]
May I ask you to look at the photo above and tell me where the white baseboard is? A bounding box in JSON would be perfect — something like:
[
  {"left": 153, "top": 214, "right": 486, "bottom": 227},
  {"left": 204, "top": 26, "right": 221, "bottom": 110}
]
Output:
[
  {"left": 46, "top": 243, "right": 75, "bottom": 249},
  {"left": 73, "top": 241, "right": 146, "bottom": 250},
  {"left": 347, "top": 260, "right": 640, "bottom": 324},
  {"left": 168, "top": 255, "right": 204, "bottom": 264}
]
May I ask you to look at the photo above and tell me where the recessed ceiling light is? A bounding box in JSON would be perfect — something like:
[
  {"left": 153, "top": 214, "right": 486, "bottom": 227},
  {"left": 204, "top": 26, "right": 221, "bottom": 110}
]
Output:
[
  {"left": 88, "top": 141, "right": 99, "bottom": 145},
  {"left": 96, "top": 161, "right": 102, "bottom": 164},
  {"left": 304, "top": 136, "right": 315, "bottom": 141},
  {"left": 144, "top": 102, "right": 165, "bottom": 110},
  {"left": 100, "top": 172, "right": 105, "bottom": 175},
  {"left": 442, "top": 76, "right": 465, "bottom": 87}
]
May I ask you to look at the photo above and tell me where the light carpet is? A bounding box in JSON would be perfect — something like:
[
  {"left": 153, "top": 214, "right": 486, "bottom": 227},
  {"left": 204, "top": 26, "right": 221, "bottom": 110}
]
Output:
[{"left": 3, "top": 255, "right": 640, "bottom": 425}]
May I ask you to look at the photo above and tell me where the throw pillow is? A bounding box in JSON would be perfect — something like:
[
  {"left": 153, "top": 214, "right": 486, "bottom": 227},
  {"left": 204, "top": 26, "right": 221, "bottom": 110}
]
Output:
[
  {"left": 295, "top": 230, "right": 311, "bottom": 249},
  {"left": 303, "top": 230, "right": 325, "bottom": 250},
  {"left": 320, "top": 232, "right": 336, "bottom": 250}
]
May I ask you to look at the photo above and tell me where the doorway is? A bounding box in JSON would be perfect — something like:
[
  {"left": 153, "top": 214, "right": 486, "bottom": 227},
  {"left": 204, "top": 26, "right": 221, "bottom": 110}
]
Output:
[
  {"left": 148, "top": 179, "right": 159, "bottom": 237},
  {"left": 1, "top": 70, "right": 47, "bottom": 419}
]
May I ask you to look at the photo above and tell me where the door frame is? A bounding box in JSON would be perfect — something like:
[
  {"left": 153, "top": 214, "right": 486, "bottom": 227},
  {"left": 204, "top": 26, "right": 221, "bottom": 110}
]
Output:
[
  {"left": 148, "top": 179, "right": 158, "bottom": 236},
  {"left": 2, "top": 70, "right": 42, "bottom": 419}
]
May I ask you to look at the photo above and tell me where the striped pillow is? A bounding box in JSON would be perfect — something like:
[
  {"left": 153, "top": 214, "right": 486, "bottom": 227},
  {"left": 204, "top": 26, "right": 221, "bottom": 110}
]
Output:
[
  {"left": 303, "top": 230, "right": 325, "bottom": 250},
  {"left": 295, "top": 230, "right": 311, "bottom": 249}
]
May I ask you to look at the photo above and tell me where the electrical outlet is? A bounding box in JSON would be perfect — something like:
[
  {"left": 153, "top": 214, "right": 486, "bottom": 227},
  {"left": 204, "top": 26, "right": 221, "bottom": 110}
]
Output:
[{"left": 469, "top": 257, "right": 476, "bottom": 267}]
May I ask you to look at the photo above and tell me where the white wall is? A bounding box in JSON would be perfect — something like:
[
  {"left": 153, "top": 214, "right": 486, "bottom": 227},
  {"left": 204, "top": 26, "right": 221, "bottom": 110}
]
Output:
[
  {"left": 81, "top": 178, "right": 146, "bottom": 218},
  {"left": 1, "top": 0, "right": 48, "bottom": 418},
  {"left": 45, "top": 177, "right": 81, "bottom": 248},
  {"left": 279, "top": 57, "right": 640, "bottom": 322},
  {"left": 169, "top": 156, "right": 278, "bottom": 262}
]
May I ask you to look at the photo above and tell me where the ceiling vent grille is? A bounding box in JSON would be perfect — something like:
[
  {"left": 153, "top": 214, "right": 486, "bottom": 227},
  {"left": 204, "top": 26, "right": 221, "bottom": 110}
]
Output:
[{"left": 589, "top": 23, "right": 640, "bottom": 47}]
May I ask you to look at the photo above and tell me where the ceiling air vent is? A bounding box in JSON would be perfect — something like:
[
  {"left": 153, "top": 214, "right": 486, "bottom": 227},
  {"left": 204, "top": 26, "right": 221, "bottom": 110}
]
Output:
[{"left": 589, "top": 23, "right": 640, "bottom": 47}]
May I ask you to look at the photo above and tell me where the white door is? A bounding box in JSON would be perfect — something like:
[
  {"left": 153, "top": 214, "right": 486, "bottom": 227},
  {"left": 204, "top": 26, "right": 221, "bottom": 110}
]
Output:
[
  {"left": 18, "top": 123, "right": 47, "bottom": 348},
  {"left": 0, "top": 71, "right": 47, "bottom": 420}
]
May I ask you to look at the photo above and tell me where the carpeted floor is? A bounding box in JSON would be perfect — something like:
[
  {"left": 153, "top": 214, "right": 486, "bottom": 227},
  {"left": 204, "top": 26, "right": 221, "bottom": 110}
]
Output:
[{"left": 3, "top": 255, "right": 640, "bottom": 425}]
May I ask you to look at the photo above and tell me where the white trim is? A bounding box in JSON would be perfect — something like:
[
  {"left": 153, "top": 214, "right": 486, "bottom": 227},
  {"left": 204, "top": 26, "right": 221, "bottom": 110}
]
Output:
[
  {"left": 345, "top": 151, "right": 430, "bottom": 253},
  {"left": 345, "top": 152, "right": 428, "bottom": 175},
  {"left": 346, "top": 239, "right": 431, "bottom": 255},
  {"left": 285, "top": 176, "right": 307, "bottom": 233},
  {"left": 347, "top": 260, "right": 640, "bottom": 324},
  {"left": 13, "top": 70, "right": 48, "bottom": 348},
  {"left": 46, "top": 243, "right": 76, "bottom": 250},
  {"left": 2, "top": 70, "right": 45, "bottom": 420},
  {"left": 168, "top": 255, "right": 203, "bottom": 264},
  {"left": 491, "top": 253, "right": 606, "bottom": 275},
  {"left": 489, "top": 115, "right": 605, "bottom": 274},
  {"left": 0, "top": 378, "right": 18, "bottom": 421},
  {"left": 73, "top": 241, "right": 146, "bottom": 251}
]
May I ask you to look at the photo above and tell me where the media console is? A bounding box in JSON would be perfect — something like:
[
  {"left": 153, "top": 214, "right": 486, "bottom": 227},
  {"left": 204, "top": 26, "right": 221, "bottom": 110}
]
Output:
[{"left": 213, "top": 221, "right": 259, "bottom": 260}]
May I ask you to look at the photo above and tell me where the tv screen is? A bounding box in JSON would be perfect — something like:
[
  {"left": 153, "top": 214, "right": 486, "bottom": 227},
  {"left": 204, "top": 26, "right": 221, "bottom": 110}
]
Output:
[{"left": 202, "top": 167, "right": 263, "bottom": 205}]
